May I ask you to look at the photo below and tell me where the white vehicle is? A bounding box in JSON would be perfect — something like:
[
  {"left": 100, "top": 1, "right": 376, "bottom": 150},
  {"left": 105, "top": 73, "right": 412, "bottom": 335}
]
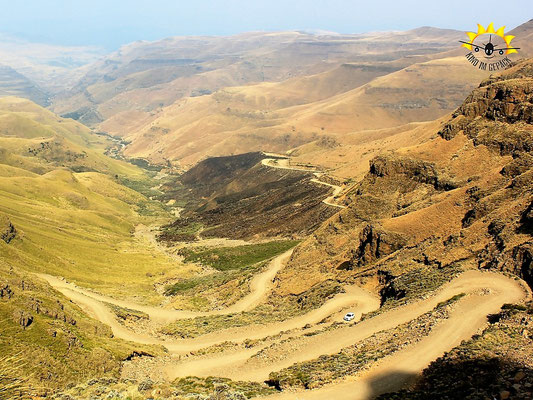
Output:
[{"left": 343, "top": 312, "right": 355, "bottom": 321}]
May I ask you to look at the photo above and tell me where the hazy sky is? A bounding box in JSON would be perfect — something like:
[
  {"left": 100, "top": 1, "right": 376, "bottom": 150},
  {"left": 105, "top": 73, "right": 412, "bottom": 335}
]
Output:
[{"left": 0, "top": 0, "right": 531, "bottom": 50}]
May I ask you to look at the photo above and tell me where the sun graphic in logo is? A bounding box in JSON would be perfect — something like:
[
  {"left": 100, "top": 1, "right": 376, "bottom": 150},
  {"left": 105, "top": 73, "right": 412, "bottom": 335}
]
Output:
[{"left": 460, "top": 23, "right": 519, "bottom": 59}]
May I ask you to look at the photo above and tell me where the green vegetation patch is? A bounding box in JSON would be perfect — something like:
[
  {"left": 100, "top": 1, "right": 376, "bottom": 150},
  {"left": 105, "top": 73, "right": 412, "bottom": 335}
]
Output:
[
  {"left": 436, "top": 293, "right": 466, "bottom": 309},
  {"left": 362, "top": 265, "right": 463, "bottom": 321},
  {"left": 178, "top": 240, "right": 300, "bottom": 272},
  {"left": 108, "top": 303, "right": 149, "bottom": 322},
  {"left": 158, "top": 219, "right": 203, "bottom": 242},
  {"left": 164, "top": 262, "right": 265, "bottom": 297},
  {"left": 0, "top": 266, "right": 162, "bottom": 395}
]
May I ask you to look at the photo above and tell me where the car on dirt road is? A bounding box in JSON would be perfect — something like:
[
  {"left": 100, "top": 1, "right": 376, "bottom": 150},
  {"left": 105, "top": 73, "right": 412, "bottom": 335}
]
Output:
[{"left": 343, "top": 312, "right": 355, "bottom": 321}]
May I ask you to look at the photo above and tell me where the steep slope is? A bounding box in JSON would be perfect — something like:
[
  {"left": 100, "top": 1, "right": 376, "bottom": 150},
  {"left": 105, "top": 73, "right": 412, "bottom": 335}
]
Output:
[
  {"left": 97, "top": 20, "right": 533, "bottom": 167},
  {"left": 0, "top": 97, "right": 184, "bottom": 395},
  {"left": 0, "top": 264, "right": 161, "bottom": 396},
  {"left": 0, "top": 97, "right": 186, "bottom": 302},
  {"left": 274, "top": 57, "right": 533, "bottom": 300},
  {"left": 0, "top": 66, "right": 49, "bottom": 106},
  {"left": 159, "top": 153, "right": 338, "bottom": 241}
]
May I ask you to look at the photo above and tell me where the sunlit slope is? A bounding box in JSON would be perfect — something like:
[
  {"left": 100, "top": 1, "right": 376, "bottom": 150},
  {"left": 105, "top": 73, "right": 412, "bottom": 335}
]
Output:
[
  {"left": 0, "top": 97, "right": 142, "bottom": 176},
  {"left": 286, "top": 57, "right": 486, "bottom": 132},
  {"left": 289, "top": 119, "right": 443, "bottom": 181},
  {"left": 51, "top": 28, "right": 462, "bottom": 128},
  {"left": 0, "top": 171, "right": 175, "bottom": 302},
  {"left": 99, "top": 21, "right": 533, "bottom": 168},
  {"left": 0, "top": 97, "right": 181, "bottom": 303},
  {"left": 120, "top": 56, "right": 486, "bottom": 167},
  {"left": 99, "top": 61, "right": 409, "bottom": 136}
]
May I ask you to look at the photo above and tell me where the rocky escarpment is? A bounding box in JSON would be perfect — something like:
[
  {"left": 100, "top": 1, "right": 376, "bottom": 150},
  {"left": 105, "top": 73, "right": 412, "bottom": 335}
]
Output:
[
  {"left": 369, "top": 155, "right": 458, "bottom": 191},
  {"left": 337, "top": 224, "right": 407, "bottom": 271},
  {"left": 439, "top": 61, "right": 533, "bottom": 154},
  {"left": 274, "top": 58, "right": 533, "bottom": 299}
]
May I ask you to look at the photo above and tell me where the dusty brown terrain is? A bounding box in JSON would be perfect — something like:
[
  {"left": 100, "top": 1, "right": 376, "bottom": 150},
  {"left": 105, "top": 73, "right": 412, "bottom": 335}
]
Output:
[
  {"left": 2, "top": 22, "right": 533, "bottom": 400},
  {"left": 274, "top": 58, "right": 533, "bottom": 300},
  {"left": 46, "top": 23, "right": 533, "bottom": 167},
  {"left": 36, "top": 59, "right": 532, "bottom": 400},
  {"left": 51, "top": 28, "right": 463, "bottom": 128},
  {"left": 159, "top": 152, "right": 339, "bottom": 240}
]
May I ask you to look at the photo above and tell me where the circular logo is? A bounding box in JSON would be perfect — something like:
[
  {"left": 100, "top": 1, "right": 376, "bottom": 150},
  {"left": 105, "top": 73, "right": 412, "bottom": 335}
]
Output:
[{"left": 460, "top": 23, "right": 519, "bottom": 71}]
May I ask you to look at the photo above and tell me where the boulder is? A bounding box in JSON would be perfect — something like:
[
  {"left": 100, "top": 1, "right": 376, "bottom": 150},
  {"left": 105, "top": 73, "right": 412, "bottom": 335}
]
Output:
[{"left": 13, "top": 309, "right": 33, "bottom": 329}]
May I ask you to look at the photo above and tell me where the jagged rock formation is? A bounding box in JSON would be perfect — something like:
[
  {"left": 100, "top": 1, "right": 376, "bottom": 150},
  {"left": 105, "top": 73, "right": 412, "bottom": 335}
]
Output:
[{"left": 274, "top": 58, "right": 533, "bottom": 298}]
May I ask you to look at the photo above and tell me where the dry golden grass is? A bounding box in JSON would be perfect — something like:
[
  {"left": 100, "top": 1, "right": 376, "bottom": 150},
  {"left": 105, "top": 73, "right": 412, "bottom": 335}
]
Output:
[{"left": 0, "top": 354, "right": 28, "bottom": 400}]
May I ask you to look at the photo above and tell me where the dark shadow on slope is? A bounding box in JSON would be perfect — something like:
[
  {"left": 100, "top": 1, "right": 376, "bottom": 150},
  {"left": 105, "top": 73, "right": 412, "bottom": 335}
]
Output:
[
  {"left": 365, "top": 370, "right": 419, "bottom": 398},
  {"left": 375, "top": 358, "right": 533, "bottom": 400}
]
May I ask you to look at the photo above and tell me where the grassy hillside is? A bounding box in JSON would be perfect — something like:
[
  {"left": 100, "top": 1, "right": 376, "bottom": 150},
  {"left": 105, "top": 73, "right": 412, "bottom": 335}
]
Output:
[
  {"left": 0, "top": 97, "right": 178, "bottom": 394},
  {"left": 0, "top": 97, "right": 187, "bottom": 303},
  {"left": 0, "top": 263, "right": 163, "bottom": 396}
]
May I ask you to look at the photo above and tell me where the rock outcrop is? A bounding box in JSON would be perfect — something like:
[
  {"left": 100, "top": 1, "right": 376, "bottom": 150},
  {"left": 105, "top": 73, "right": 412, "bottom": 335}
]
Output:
[
  {"left": 0, "top": 213, "right": 16, "bottom": 243},
  {"left": 439, "top": 60, "right": 533, "bottom": 154},
  {"left": 274, "top": 58, "right": 533, "bottom": 298}
]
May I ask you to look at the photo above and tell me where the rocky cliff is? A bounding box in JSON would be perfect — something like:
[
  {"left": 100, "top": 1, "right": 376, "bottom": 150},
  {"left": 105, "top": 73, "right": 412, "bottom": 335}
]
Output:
[{"left": 274, "top": 58, "right": 533, "bottom": 299}]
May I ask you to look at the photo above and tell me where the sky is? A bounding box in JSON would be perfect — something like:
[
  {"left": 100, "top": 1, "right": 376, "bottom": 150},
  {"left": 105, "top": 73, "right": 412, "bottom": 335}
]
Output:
[{"left": 0, "top": 0, "right": 531, "bottom": 50}]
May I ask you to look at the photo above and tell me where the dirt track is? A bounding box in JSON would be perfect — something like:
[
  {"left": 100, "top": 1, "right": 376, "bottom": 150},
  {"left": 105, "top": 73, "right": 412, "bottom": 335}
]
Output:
[
  {"left": 261, "top": 157, "right": 345, "bottom": 208},
  {"left": 40, "top": 262, "right": 530, "bottom": 399},
  {"left": 164, "top": 271, "right": 530, "bottom": 385},
  {"left": 39, "top": 255, "right": 380, "bottom": 354},
  {"left": 38, "top": 249, "right": 294, "bottom": 324}
]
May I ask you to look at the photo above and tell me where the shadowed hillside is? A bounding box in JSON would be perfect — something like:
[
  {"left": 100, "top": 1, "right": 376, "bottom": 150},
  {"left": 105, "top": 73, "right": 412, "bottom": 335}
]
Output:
[{"left": 159, "top": 152, "right": 338, "bottom": 241}]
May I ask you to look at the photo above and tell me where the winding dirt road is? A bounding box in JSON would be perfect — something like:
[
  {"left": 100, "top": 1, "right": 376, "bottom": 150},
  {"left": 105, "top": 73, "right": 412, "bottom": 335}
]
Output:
[
  {"left": 38, "top": 249, "right": 293, "bottom": 324},
  {"left": 164, "top": 271, "right": 530, "bottom": 385},
  {"left": 40, "top": 259, "right": 530, "bottom": 399},
  {"left": 38, "top": 257, "right": 380, "bottom": 355},
  {"left": 262, "top": 271, "right": 531, "bottom": 399},
  {"left": 261, "top": 157, "right": 345, "bottom": 208},
  {"left": 309, "top": 178, "right": 346, "bottom": 209}
]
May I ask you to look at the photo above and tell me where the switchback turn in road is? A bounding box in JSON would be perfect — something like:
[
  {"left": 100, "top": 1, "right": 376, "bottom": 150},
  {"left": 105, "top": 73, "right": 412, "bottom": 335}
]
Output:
[{"left": 39, "top": 264, "right": 530, "bottom": 399}]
